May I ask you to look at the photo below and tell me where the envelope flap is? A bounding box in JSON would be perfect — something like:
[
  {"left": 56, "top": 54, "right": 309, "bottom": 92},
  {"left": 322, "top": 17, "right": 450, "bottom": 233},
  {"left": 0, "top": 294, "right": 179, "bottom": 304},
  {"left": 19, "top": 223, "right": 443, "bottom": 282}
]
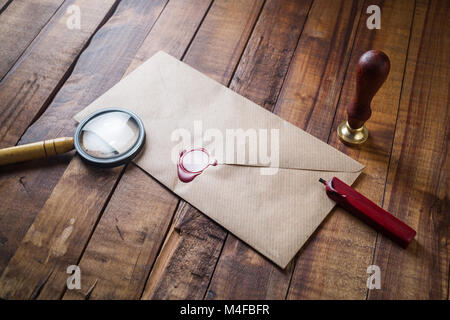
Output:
[{"left": 151, "top": 51, "right": 364, "bottom": 173}]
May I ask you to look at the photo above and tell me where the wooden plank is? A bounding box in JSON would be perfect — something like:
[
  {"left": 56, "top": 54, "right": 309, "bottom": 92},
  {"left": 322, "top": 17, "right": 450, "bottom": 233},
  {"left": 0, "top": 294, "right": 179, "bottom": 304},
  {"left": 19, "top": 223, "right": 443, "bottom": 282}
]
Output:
[
  {"left": 183, "top": 0, "right": 264, "bottom": 83},
  {"left": 273, "top": 0, "right": 362, "bottom": 141},
  {"left": 62, "top": 164, "right": 179, "bottom": 300},
  {"left": 0, "top": 158, "right": 121, "bottom": 300},
  {"left": 287, "top": 0, "right": 416, "bottom": 299},
  {"left": 369, "top": 0, "right": 449, "bottom": 300},
  {"left": 0, "top": 0, "right": 125, "bottom": 275},
  {"left": 204, "top": 0, "right": 316, "bottom": 300},
  {"left": 142, "top": 203, "right": 227, "bottom": 300},
  {"left": 63, "top": 0, "right": 213, "bottom": 300},
  {"left": 0, "top": 0, "right": 65, "bottom": 80},
  {"left": 140, "top": 0, "right": 265, "bottom": 300},
  {"left": 229, "top": 0, "right": 312, "bottom": 112},
  {"left": 127, "top": 0, "right": 214, "bottom": 73},
  {"left": 0, "top": 0, "right": 170, "bottom": 299},
  {"left": 0, "top": 0, "right": 122, "bottom": 148}
]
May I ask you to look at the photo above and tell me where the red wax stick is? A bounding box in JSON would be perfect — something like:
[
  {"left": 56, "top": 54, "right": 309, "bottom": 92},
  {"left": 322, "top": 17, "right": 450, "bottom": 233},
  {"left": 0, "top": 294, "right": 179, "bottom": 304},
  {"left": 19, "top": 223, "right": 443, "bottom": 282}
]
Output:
[{"left": 319, "top": 177, "right": 416, "bottom": 248}]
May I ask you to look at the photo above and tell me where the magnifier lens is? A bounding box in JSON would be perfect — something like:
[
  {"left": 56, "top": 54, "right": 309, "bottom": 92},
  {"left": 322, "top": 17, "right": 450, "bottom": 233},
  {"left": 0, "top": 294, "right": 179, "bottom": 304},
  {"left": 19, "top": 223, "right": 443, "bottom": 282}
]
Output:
[{"left": 79, "top": 111, "right": 140, "bottom": 158}]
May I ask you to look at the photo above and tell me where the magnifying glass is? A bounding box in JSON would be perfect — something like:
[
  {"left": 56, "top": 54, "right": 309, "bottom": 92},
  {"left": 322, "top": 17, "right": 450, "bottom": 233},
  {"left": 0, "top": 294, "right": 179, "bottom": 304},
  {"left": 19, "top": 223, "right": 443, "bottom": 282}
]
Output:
[{"left": 0, "top": 108, "right": 145, "bottom": 168}]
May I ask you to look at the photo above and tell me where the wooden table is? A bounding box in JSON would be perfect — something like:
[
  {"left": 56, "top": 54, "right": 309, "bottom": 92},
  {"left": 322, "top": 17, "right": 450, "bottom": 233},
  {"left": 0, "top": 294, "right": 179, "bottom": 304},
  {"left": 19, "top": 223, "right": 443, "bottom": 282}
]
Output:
[{"left": 0, "top": 0, "right": 447, "bottom": 300}]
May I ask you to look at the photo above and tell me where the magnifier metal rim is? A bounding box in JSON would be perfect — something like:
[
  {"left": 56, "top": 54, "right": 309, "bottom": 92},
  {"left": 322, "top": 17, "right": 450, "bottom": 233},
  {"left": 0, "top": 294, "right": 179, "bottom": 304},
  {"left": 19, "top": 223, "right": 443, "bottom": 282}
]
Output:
[{"left": 74, "top": 108, "right": 145, "bottom": 168}]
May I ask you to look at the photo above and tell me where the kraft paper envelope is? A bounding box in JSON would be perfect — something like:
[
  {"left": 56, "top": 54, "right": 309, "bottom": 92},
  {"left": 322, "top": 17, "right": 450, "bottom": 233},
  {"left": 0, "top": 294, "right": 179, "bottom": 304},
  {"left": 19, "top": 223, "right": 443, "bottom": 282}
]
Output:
[{"left": 75, "top": 51, "right": 364, "bottom": 268}]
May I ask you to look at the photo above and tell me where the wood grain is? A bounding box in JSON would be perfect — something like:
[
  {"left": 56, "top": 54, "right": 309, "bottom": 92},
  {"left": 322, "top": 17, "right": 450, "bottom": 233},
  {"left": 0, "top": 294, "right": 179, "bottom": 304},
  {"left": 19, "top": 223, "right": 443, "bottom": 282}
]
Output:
[
  {"left": 0, "top": 0, "right": 125, "bottom": 275},
  {"left": 62, "top": 164, "right": 179, "bottom": 300},
  {"left": 287, "top": 0, "right": 416, "bottom": 299},
  {"left": 183, "top": 0, "right": 264, "bottom": 83},
  {"left": 127, "top": 0, "right": 214, "bottom": 73},
  {"left": 63, "top": 0, "right": 213, "bottom": 300},
  {"left": 143, "top": 203, "right": 227, "bottom": 300},
  {"left": 0, "top": 0, "right": 65, "bottom": 80},
  {"left": 0, "top": 0, "right": 170, "bottom": 299},
  {"left": 0, "top": 0, "right": 122, "bottom": 148},
  {"left": 274, "top": 0, "right": 363, "bottom": 141},
  {"left": 368, "top": 0, "right": 449, "bottom": 299},
  {"left": 140, "top": 0, "right": 265, "bottom": 300},
  {"left": 0, "top": 158, "right": 121, "bottom": 299}
]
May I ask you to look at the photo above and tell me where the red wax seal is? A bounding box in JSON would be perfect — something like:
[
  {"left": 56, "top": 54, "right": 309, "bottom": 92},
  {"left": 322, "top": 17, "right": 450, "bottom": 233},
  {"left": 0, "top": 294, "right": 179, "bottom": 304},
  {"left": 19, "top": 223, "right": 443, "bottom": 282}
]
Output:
[{"left": 177, "top": 148, "right": 217, "bottom": 183}]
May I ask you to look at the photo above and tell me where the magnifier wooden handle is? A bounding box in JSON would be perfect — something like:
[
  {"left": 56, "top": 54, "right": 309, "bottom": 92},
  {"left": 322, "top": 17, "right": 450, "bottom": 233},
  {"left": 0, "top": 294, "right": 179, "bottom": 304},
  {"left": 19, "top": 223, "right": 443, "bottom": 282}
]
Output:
[{"left": 0, "top": 137, "right": 74, "bottom": 166}]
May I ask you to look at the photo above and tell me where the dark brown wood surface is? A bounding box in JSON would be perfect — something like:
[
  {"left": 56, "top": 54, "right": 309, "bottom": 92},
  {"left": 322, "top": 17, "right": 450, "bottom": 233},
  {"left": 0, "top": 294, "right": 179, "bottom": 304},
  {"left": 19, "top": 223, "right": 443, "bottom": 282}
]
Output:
[{"left": 0, "top": 0, "right": 448, "bottom": 299}]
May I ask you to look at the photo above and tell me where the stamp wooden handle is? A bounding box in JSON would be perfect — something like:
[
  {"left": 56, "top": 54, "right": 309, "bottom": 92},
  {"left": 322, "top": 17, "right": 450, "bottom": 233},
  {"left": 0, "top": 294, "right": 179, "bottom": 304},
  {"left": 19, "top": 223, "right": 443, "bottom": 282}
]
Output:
[
  {"left": 347, "top": 50, "right": 390, "bottom": 129},
  {"left": 0, "top": 137, "right": 74, "bottom": 166}
]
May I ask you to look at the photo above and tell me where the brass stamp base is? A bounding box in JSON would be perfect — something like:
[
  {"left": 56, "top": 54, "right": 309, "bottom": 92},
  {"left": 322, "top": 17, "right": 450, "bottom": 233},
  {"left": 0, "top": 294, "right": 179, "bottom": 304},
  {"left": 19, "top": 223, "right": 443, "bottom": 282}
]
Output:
[{"left": 337, "top": 121, "right": 368, "bottom": 145}]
